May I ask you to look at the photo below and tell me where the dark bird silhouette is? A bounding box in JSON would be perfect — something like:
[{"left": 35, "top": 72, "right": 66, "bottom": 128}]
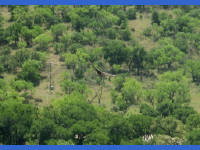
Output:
[{"left": 89, "top": 61, "right": 116, "bottom": 78}]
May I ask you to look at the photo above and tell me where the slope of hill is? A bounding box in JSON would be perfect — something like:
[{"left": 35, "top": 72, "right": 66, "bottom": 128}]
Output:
[{"left": 0, "top": 5, "right": 200, "bottom": 145}]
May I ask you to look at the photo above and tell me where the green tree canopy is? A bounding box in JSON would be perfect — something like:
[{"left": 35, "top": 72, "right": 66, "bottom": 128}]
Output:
[
  {"left": 0, "top": 100, "right": 36, "bottom": 144},
  {"left": 18, "top": 59, "right": 42, "bottom": 86},
  {"left": 103, "top": 40, "right": 128, "bottom": 65}
]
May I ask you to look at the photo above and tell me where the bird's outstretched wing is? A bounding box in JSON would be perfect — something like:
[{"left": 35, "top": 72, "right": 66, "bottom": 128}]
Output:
[{"left": 89, "top": 61, "right": 116, "bottom": 77}]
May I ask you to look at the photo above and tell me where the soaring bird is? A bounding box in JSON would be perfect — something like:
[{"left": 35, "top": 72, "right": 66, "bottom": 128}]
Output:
[{"left": 89, "top": 61, "right": 116, "bottom": 78}]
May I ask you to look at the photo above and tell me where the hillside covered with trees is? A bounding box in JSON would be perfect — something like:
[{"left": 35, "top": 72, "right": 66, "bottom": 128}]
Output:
[{"left": 0, "top": 5, "right": 200, "bottom": 145}]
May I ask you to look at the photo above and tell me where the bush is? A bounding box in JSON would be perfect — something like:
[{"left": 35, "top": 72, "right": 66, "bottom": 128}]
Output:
[
  {"left": 11, "top": 80, "right": 33, "bottom": 92},
  {"left": 140, "top": 104, "right": 158, "bottom": 117},
  {"left": 126, "top": 8, "right": 137, "bottom": 20},
  {"left": 105, "top": 28, "right": 117, "bottom": 40},
  {"left": 113, "top": 74, "right": 126, "bottom": 91},
  {"left": 33, "top": 32, "right": 53, "bottom": 51},
  {"left": 143, "top": 27, "right": 152, "bottom": 37},
  {"left": 112, "top": 64, "right": 121, "bottom": 74},
  {"left": 120, "top": 29, "right": 131, "bottom": 41},
  {"left": 74, "top": 66, "right": 85, "bottom": 79},
  {"left": 186, "top": 129, "right": 200, "bottom": 144},
  {"left": 18, "top": 60, "right": 41, "bottom": 86},
  {"left": 187, "top": 60, "right": 200, "bottom": 85},
  {"left": 103, "top": 40, "right": 128, "bottom": 65},
  {"left": 173, "top": 106, "right": 196, "bottom": 123},
  {"left": 151, "top": 11, "right": 160, "bottom": 25},
  {"left": 121, "top": 78, "right": 143, "bottom": 105}
]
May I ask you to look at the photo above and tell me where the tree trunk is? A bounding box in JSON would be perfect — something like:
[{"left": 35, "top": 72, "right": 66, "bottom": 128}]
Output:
[
  {"left": 140, "top": 70, "right": 143, "bottom": 81},
  {"left": 168, "top": 62, "right": 171, "bottom": 69},
  {"left": 123, "top": 6, "right": 127, "bottom": 11},
  {"left": 98, "top": 85, "right": 103, "bottom": 104},
  {"left": 98, "top": 78, "right": 104, "bottom": 104},
  {"left": 137, "top": 67, "right": 140, "bottom": 76}
]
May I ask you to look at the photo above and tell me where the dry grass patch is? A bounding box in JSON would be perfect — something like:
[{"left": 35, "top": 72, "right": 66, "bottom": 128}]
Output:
[
  {"left": 190, "top": 84, "right": 200, "bottom": 113},
  {"left": 128, "top": 13, "right": 158, "bottom": 51}
]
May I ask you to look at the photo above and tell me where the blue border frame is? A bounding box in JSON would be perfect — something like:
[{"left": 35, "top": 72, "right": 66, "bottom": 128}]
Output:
[
  {"left": 0, "top": 0, "right": 200, "bottom": 5},
  {"left": 0, "top": 145, "right": 200, "bottom": 150},
  {"left": 0, "top": 2, "right": 199, "bottom": 150}
]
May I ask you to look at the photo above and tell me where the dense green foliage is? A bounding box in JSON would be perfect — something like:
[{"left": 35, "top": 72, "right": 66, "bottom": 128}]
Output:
[{"left": 0, "top": 5, "right": 200, "bottom": 145}]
